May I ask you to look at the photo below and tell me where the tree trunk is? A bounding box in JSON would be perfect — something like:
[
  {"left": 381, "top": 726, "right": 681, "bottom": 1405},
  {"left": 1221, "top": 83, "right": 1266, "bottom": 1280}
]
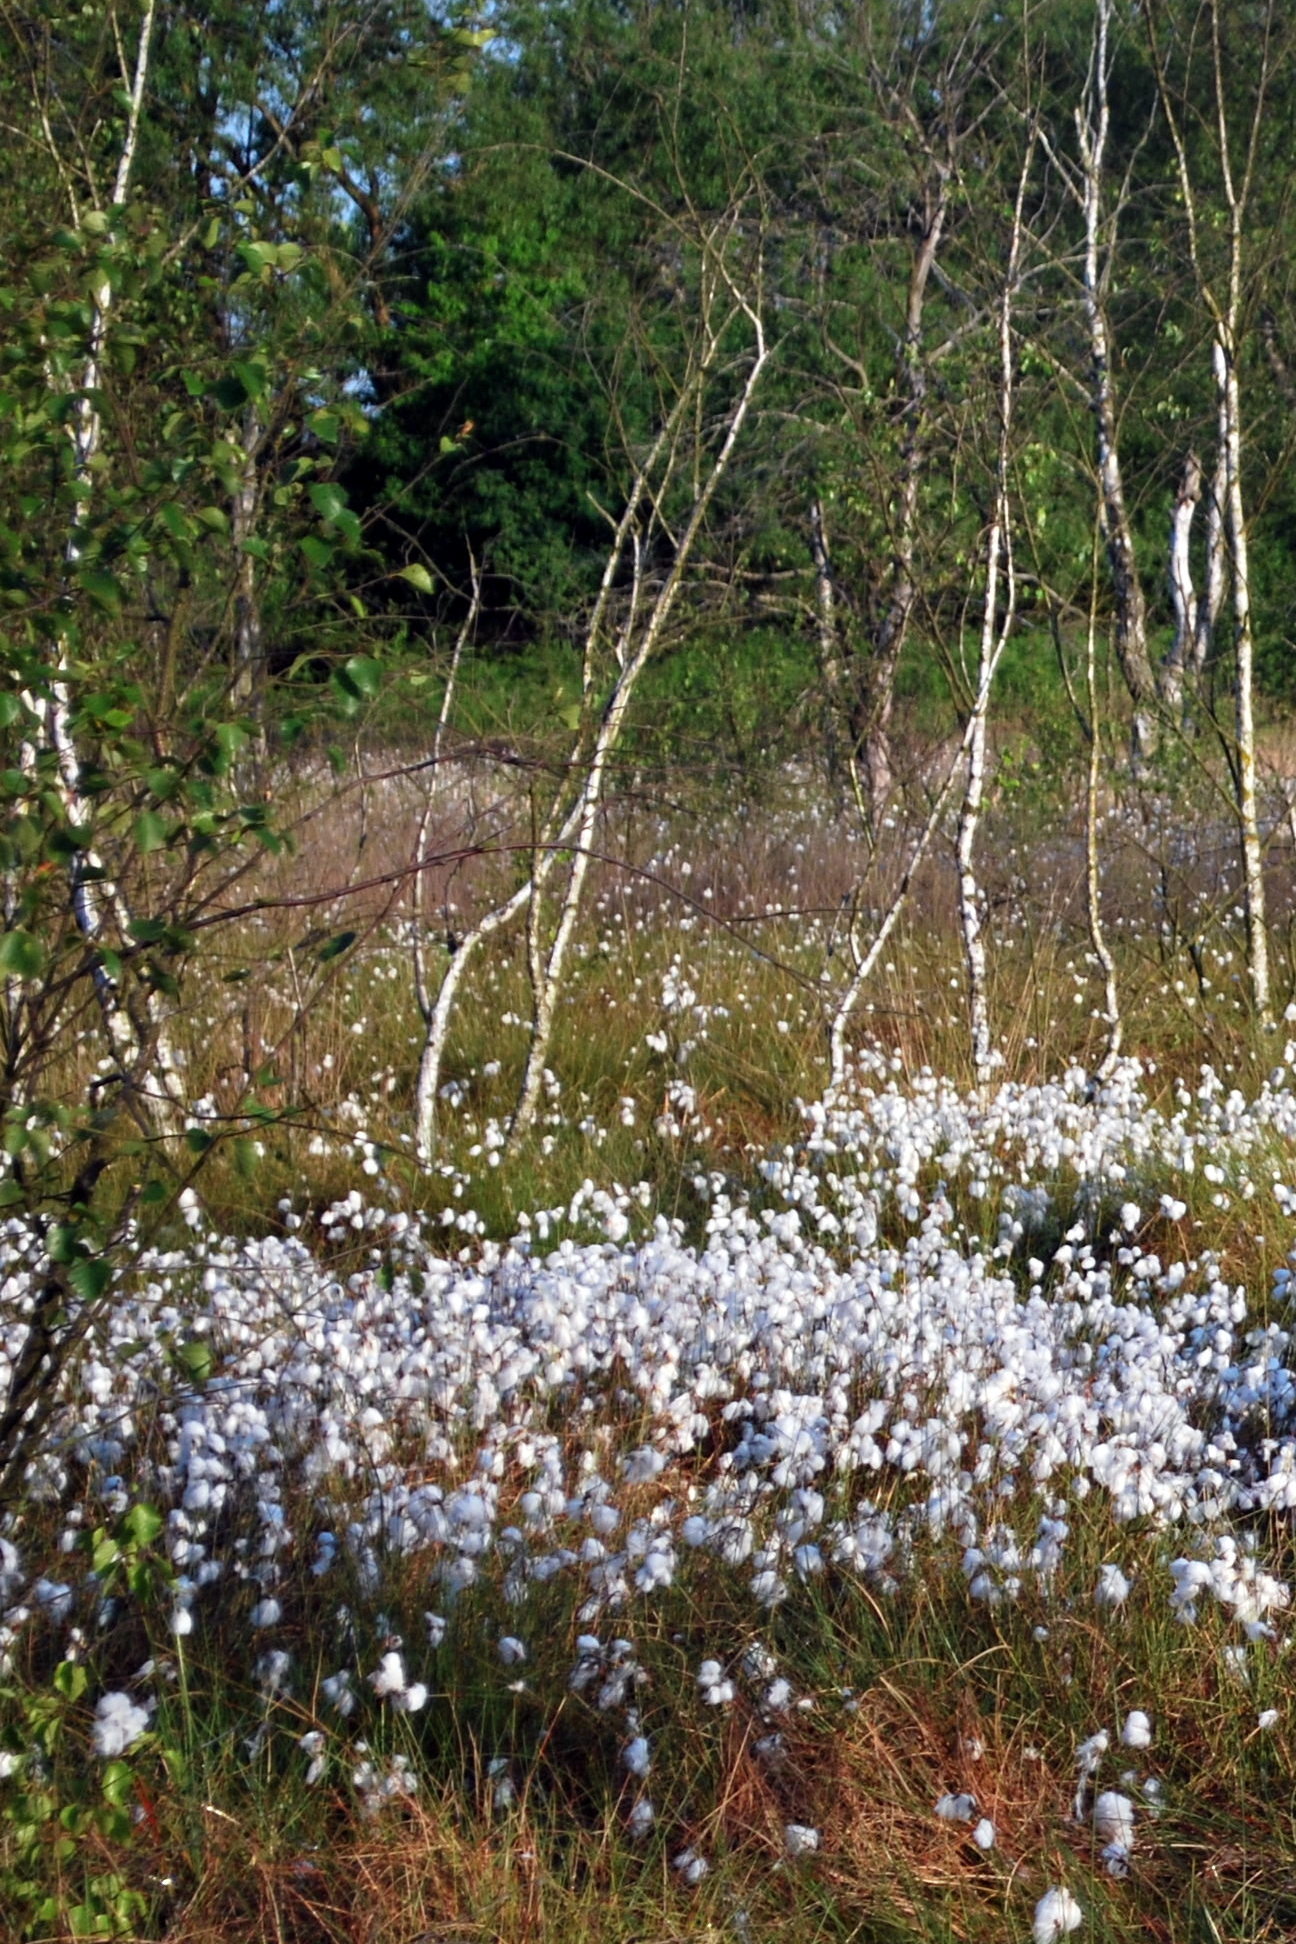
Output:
[
  {"left": 510, "top": 314, "right": 771, "bottom": 1147},
  {"left": 1194, "top": 440, "right": 1228, "bottom": 679},
  {"left": 1085, "top": 568, "right": 1123, "bottom": 1082},
  {"left": 809, "top": 497, "right": 864, "bottom": 817},
  {"left": 850, "top": 178, "right": 948, "bottom": 829},
  {"left": 34, "top": 0, "right": 185, "bottom": 1130},
  {"left": 231, "top": 403, "right": 266, "bottom": 723},
  {"left": 1151, "top": 0, "right": 1273, "bottom": 1024},
  {"left": 1077, "top": 0, "right": 1158, "bottom": 768},
  {"left": 1161, "top": 449, "right": 1200, "bottom": 719},
  {"left": 1218, "top": 334, "right": 1271, "bottom": 1024},
  {"left": 956, "top": 133, "right": 1028, "bottom": 1090}
]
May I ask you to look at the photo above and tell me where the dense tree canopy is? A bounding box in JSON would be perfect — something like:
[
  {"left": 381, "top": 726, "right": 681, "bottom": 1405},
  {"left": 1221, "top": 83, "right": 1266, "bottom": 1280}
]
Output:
[{"left": 4, "top": 0, "right": 1296, "bottom": 742}]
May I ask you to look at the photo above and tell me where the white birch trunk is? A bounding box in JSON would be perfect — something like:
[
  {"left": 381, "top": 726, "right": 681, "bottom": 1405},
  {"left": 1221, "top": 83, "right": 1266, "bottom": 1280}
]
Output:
[
  {"left": 1076, "top": 0, "right": 1157, "bottom": 767},
  {"left": 1155, "top": 0, "right": 1273, "bottom": 1027},
  {"left": 1219, "top": 336, "right": 1272, "bottom": 1023},
  {"left": 954, "top": 131, "right": 1029, "bottom": 1090},
  {"left": 1084, "top": 578, "right": 1122, "bottom": 1081},
  {"left": 412, "top": 754, "right": 599, "bottom": 1165},
  {"left": 413, "top": 870, "right": 542, "bottom": 1166},
  {"left": 509, "top": 315, "right": 771, "bottom": 1146},
  {"left": 956, "top": 514, "right": 1008, "bottom": 1089},
  {"left": 1194, "top": 439, "right": 1228, "bottom": 679},
  {"left": 1161, "top": 449, "right": 1201, "bottom": 718},
  {"left": 34, "top": 0, "right": 185, "bottom": 1125}
]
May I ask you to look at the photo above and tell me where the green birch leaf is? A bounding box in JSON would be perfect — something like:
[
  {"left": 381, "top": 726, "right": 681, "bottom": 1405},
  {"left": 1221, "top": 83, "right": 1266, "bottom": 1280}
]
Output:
[{"left": 0, "top": 929, "right": 45, "bottom": 979}]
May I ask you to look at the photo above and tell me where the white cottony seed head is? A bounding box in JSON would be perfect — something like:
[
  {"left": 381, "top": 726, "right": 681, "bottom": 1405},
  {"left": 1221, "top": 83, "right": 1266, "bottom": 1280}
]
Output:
[
  {"left": 1033, "top": 1887, "right": 1083, "bottom": 1944},
  {"left": 1092, "top": 1790, "right": 1135, "bottom": 1848},
  {"left": 91, "top": 1692, "right": 150, "bottom": 1759},
  {"left": 622, "top": 1735, "right": 651, "bottom": 1778},
  {"left": 1075, "top": 1729, "right": 1108, "bottom": 1774},
  {"left": 626, "top": 1794, "right": 654, "bottom": 1837},
  {"left": 1121, "top": 1710, "right": 1152, "bottom": 1749}
]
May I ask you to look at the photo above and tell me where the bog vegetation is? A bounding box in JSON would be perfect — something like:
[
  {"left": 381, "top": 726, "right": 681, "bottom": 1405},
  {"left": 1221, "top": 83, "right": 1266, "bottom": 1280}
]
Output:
[{"left": 5, "top": 0, "right": 1296, "bottom": 1938}]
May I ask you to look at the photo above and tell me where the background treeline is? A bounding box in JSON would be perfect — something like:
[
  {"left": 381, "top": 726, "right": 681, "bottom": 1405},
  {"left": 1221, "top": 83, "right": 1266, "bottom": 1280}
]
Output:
[
  {"left": 1, "top": 0, "right": 1295, "bottom": 1267},
  {"left": 5, "top": 0, "right": 1296, "bottom": 786}
]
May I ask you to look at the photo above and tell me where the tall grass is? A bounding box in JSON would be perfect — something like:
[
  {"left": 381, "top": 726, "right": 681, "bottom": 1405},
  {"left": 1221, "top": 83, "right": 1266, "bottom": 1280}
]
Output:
[{"left": 4, "top": 743, "right": 1296, "bottom": 1941}]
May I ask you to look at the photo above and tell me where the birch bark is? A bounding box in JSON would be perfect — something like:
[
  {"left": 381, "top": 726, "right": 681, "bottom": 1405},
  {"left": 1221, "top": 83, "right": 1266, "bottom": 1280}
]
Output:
[
  {"left": 1074, "top": 0, "right": 1158, "bottom": 767},
  {"left": 32, "top": 0, "right": 186, "bottom": 1125},
  {"left": 852, "top": 179, "right": 949, "bottom": 828},
  {"left": 954, "top": 131, "right": 1031, "bottom": 1089},
  {"left": 1162, "top": 450, "right": 1201, "bottom": 721},
  {"left": 509, "top": 286, "right": 770, "bottom": 1147},
  {"left": 411, "top": 218, "right": 769, "bottom": 1161},
  {"left": 1152, "top": 0, "right": 1272, "bottom": 1025}
]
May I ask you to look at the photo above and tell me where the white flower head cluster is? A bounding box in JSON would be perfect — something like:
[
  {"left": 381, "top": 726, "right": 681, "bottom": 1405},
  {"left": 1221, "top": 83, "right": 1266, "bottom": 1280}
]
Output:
[
  {"left": 697, "top": 1658, "right": 735, "bottom": 1707},
  {"left": 369, "top": 1650, "right": 427, "bottom": 1712},
  {"left": 351, "top": 1749, "right": 418, "bottom": 1816},
  {"left": 1071, "top": 1712, "right": 1161, "bottom": 1875},
  {"left": 1121, "top": 1709, "right": 1152, "bottom": 1749},
  {"left": 3, "top": 1057, "right": 1294, "bottom": 1661},
  {"left": 626, "top": 1793, "right": 655, "bottom": 1836},
  {"left": 0, "top": 1051, "right": 1292, "bottom": 1890},
  {"left": 1033, "top": 1887, "right": 1082, "bottom": 1943},
  {"left": 1095, "top": 1563, "right": 1131, "bottom": 1609},
  {"left": 91, "top": 1691, "right": 150, "bottom": 1759},
  {"left": 1093, "top": 1790, "right": 1136, "bottom": 1875},
  {"left": 933, "top": 1791, "right": 992, "bottom": 1851},
  {"left": 622, "top": 1734, "right": 651, "bottom": 1778},
  {"left": 783, "top": 1822, "right": 820, "bottom": 1857}
]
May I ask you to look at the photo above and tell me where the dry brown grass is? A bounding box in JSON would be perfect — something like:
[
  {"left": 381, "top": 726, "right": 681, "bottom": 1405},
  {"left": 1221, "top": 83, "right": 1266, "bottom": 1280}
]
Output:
[
  {"left": 806, "top": 1679, "right": 1066, "bottom": 1924},
  {"left": 159, "top": 1793, "right": 510, "bottom": 1944}
]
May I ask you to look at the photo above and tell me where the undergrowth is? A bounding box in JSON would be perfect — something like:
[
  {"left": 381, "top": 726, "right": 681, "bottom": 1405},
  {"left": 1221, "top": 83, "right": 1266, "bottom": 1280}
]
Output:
[{"left": 4, "top": 759, "right": 1296, "bottom": 1940}]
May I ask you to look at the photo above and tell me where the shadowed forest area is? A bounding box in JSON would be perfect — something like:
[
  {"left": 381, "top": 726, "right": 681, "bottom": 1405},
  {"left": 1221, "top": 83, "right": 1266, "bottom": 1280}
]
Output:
[{"left": 6, "top": 3, "right": 1296, "bottom": 1940}]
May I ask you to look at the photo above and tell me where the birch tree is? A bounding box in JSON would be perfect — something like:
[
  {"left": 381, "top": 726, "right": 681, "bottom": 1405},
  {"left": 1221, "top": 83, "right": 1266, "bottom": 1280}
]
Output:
[
  {"left": 807, "top": 6, "right": 1010, "bottom": 834},
  {"left": 1162, "top": 448, "right": 1201, "bottom": 719},
  {"left": 0, "top": 0, "right": 452, "bottom": 1489},
  {"left": 846, "top": 161, "right": 950, "bottom": 827},
  {"left": 1083, "top": 543, "right": 1124, "bottom": 1082},
  {"left": 827, "top": 101, "right": 1038, "bottom": 1091},
  {"left": 509, "top": 242, "right": 770, "bottom": 1147},
  {"left": 8, "top": 0, "right": 191, "bottom": 1133},
  {"left": 955, "top": 130, "right": 1033, "bottom": 1089},
  {"left": 1038, "top": 0, "right": 1161, "bottom": 767},
  {"left": 1151, "top": 0, "right": 1276, "bottom": 1025},
  {"left": 411, "top": 192, "right": 771, "bottom": 1162}
]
